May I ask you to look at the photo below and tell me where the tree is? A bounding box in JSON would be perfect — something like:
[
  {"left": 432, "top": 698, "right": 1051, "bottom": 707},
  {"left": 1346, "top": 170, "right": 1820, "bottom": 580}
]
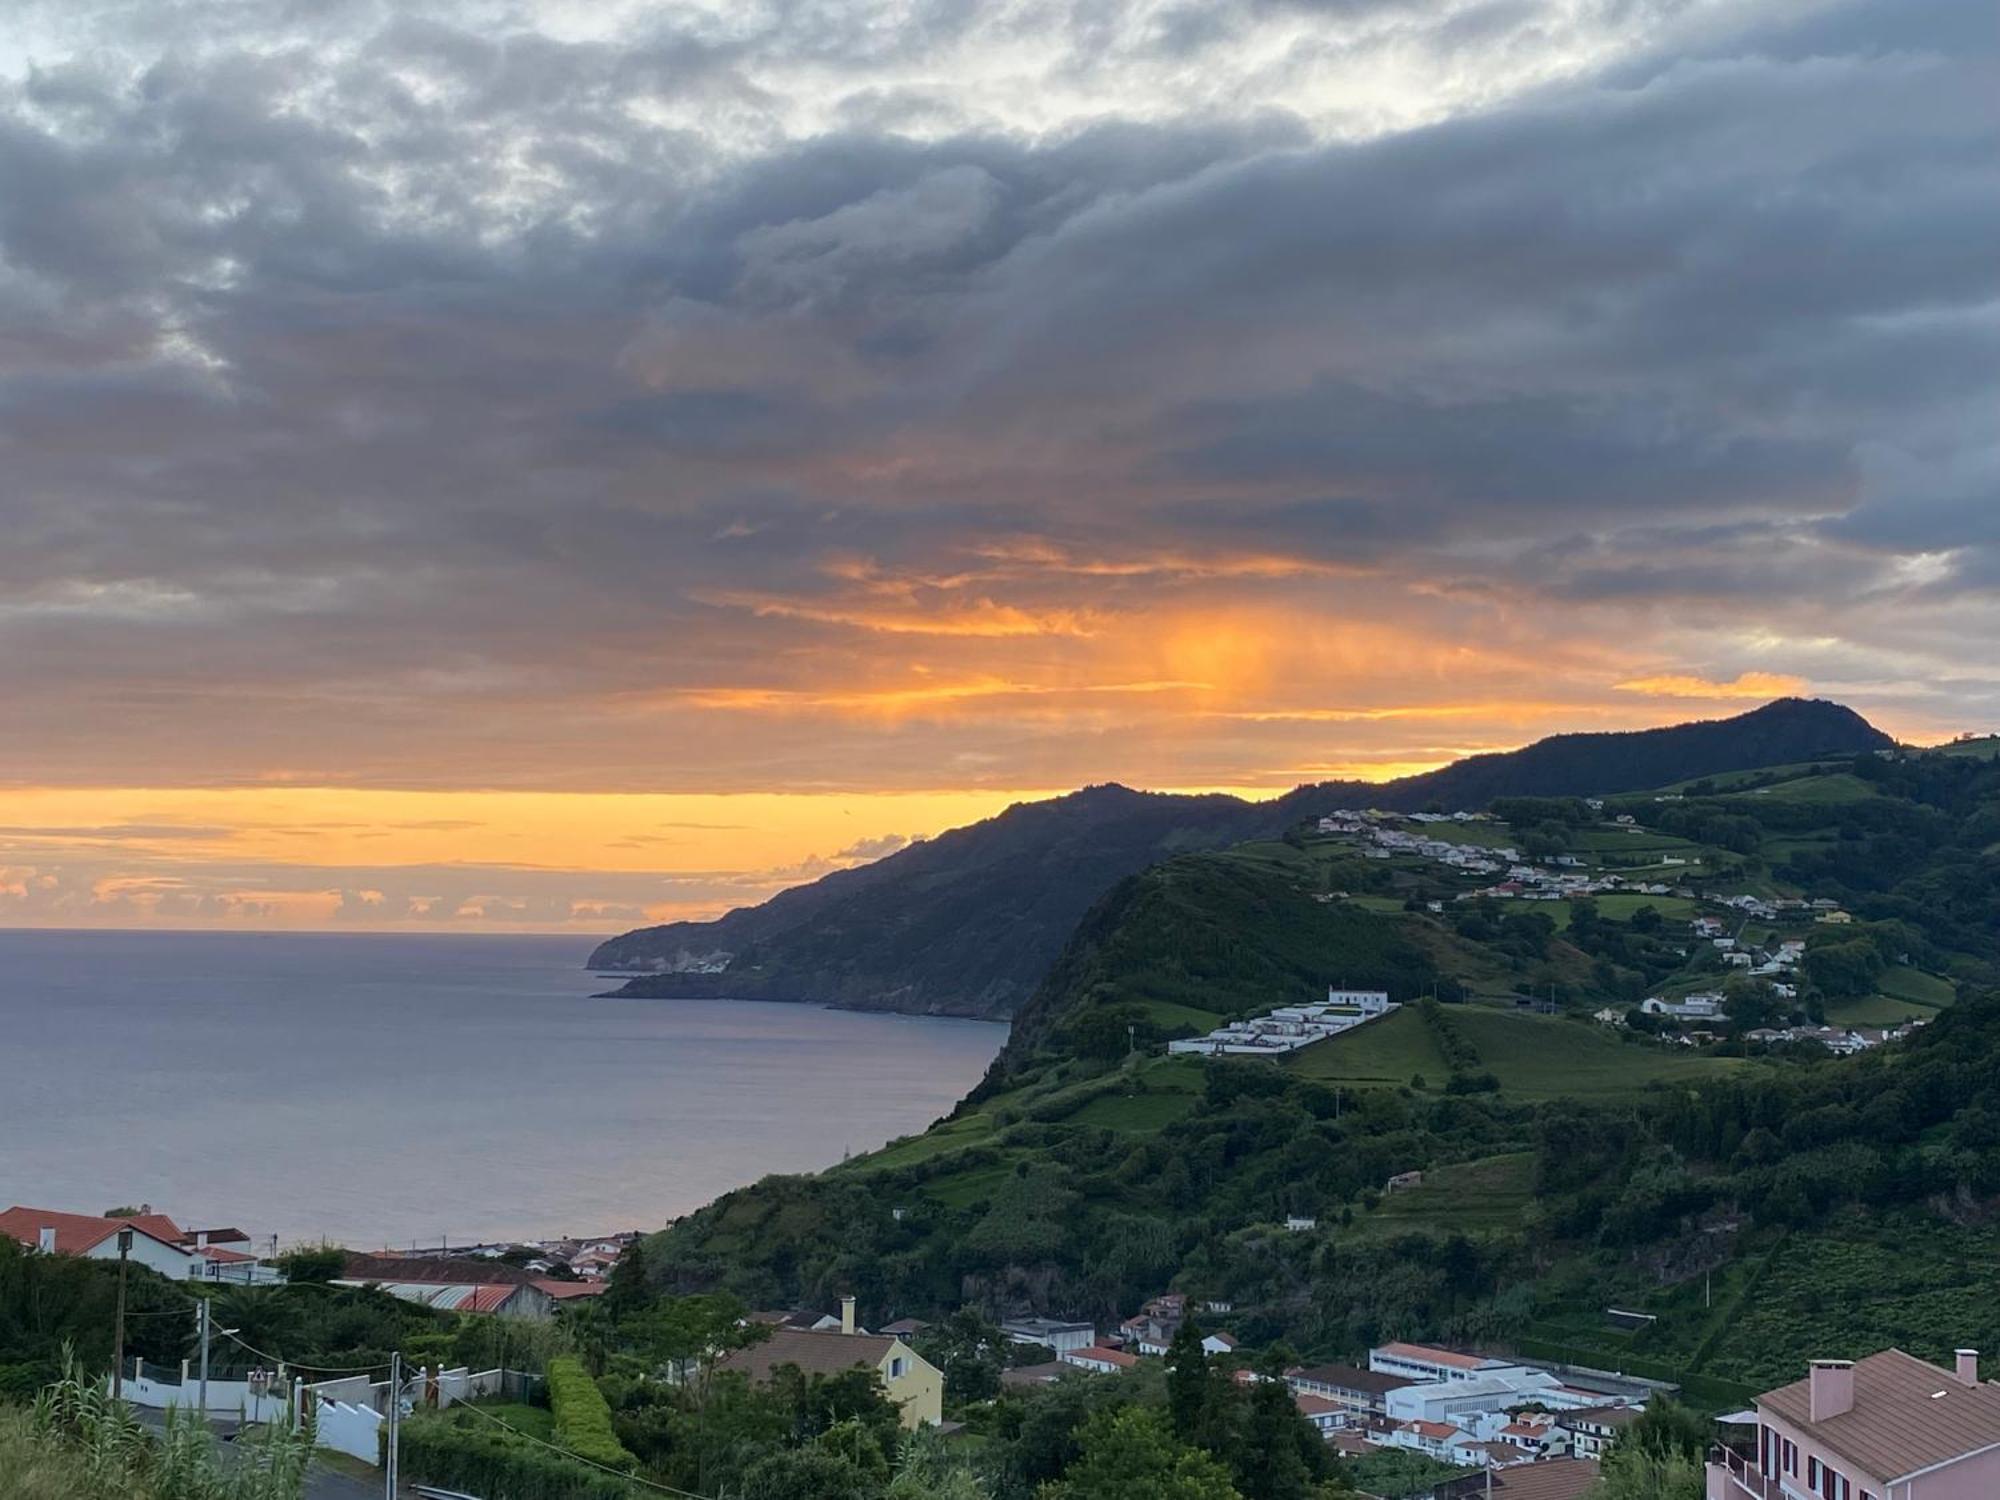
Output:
[
  {"left": 1590, "top": 1444, "right": 1703, "bottom": 1499},
  {"left": 1042, "top": 1405, "right": 1243, "bottom": 1500},
  {"left": 740, "top": 1446, "right": 881, "bottom": 1500},
  {"left": 1228, "top": 1373, "right": 1328, "bottom": 1500},
  {"left": 1165, "top": 1320, "right": 1214, "bottom": 1440},
  {"left": 605, "top": 1238, "right": 650, "bottom": 1316},
  {"left": 1620, "top": 1398, "right": 1710, "bottom": 1462}
]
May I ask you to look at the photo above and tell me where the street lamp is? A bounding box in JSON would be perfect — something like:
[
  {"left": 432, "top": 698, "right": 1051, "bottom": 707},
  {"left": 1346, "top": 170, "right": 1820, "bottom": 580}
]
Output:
[{"left": 111, "top": 1228, "right": 134, "bottom": 1399}]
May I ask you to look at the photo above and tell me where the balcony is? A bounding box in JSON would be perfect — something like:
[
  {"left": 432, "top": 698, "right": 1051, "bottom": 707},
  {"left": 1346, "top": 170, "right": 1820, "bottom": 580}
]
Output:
[{"left": 1707, "top": 1445, "right": 1790, "bottom": 1500}]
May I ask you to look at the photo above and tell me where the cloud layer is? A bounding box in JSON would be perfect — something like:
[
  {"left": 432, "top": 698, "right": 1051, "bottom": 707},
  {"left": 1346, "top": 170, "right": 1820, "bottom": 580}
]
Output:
[{"left": 1, "top": 0, "right": 1995, "bottom": 925}]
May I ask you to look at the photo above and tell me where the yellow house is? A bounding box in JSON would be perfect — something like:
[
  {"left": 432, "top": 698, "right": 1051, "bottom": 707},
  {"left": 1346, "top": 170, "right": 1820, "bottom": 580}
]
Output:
[{"left": 714, "top": 1321, "right": 943, "bottom": 1428}]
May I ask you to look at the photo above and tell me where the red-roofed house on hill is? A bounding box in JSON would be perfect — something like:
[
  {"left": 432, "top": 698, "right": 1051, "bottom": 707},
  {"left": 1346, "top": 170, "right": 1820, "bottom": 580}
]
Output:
[
  {"left": 1059, "top": 1345, "right": 1140, "bottom": 1376},
  {"left": 332, "top": 1254, "right": 556, "bottom": 1319},
  {"left": 1708, "top": 1349, "right": 2000, "bottom": 1500},
  {"left": 0, "top": 1206, "right": 200, "bottom": 1280}
]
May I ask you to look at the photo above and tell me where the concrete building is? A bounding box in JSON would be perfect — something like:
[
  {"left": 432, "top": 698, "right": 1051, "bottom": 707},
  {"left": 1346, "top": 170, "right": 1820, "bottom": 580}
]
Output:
[
  {"left": 1370, "top": 1341, "right": 1519, "bottom": 1384},
  {"left": 1000, "top": 1317, "right": 1096, "bottom": 1355},
  {"left": 1386, "top": 1369, "right": 1570, "bottom": 1426}
]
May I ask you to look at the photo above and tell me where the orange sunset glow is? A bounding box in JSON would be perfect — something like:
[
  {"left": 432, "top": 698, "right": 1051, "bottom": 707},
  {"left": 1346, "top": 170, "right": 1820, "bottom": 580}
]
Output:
[{"left": 3, "top": 0, "right": 1994, "bottom": 933}]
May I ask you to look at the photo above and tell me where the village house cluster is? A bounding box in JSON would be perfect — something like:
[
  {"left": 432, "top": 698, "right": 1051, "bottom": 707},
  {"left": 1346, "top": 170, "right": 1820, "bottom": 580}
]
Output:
[{"left": 1317, "top": 808, "right": 1684, "bottom": 903}]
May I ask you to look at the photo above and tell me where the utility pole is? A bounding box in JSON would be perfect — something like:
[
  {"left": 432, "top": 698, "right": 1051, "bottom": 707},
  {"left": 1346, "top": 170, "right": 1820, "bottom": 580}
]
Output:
[
  {"left": 112, "top": 1227, "right": 134, "bottom": 1399},
  {"left": 384, "top": 1351, "right": 400, "bottom": 1500},
  {"left": 197, "top": 1299, "right": 212, "bottom": 1418}
]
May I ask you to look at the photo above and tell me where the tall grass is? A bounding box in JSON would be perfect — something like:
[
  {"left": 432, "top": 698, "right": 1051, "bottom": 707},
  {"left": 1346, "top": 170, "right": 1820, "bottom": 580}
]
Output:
[{"left": 7, "top": 1348, "right": 318, "bottom": 1500}]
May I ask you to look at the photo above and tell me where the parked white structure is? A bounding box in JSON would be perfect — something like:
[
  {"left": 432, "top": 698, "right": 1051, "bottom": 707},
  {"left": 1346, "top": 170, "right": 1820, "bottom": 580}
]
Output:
[{"left": 1168, "top": 990, "right": 1396, "bottom": 1056}]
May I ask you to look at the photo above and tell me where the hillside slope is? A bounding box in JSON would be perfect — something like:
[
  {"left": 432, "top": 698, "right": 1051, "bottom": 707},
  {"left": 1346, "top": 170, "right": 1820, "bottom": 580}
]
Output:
[{"left": 592, "top": 699, "right": 1890, "bottom": 1016}]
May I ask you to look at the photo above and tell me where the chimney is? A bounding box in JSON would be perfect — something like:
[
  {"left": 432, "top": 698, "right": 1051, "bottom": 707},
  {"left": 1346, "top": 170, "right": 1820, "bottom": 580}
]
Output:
[
  {"left": 196, "top": 1231, "right": 209, "bottom": 1250},
  {"left": 1809, "top": 1360, "right": 1855, "bottom": 1422},
  {"left": 1957, "top": 1350, "right": 1979, "bottom": 1387},
  {"left": 37, "top": 1226, "right": 56, "bottom": 1254},
  {"left": 840, "top": 1295, "right": 856, "bottom": 1336}
]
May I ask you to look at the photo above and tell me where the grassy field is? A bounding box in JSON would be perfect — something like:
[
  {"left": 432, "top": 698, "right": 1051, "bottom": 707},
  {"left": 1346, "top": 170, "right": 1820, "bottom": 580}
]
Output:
[
  {"left": 1930, "top": 735, "right": 2000, "bottom": 760},
  {"left": 1349, "top": 895, "right": 1408, "bottom": 914},
  {"left": 1879, "top": 966, "right": 1955, "bottom": 1007},
  {"left": 1285, "top": 1007, "right": 1449, "bottom": 1086},
  {"left": 1591, "top": 892, "right": 1698, "bottom": 923},
  {"left": 1824, "top": 967, "right": 1957, "bottom": 1025},
  {"left": 1137, "top": 998, "right": 1233, "bottom": 1031},
  {"left": 1348, "top": 1152, "right": 1535, "bottom": 1240},
  {"left": 1740, "top": 773, "right": 1881, "bottom": 804},
  {"left": 849, "top": 1112, "right": 995, "bottom": 1171},
  {"left": 923, "top": 1159, "right": 1020, "bottom": 1209},
  {"left": 1823, "top": 994, "right": 1934, "bottom": 1025},
  {"left": 1450, "top": 1008, "right": 1744, "bottom": 1099},
  {"left": 1068, "top": 1090, "right": 1201, "bottom": 1131},
  {"left": 1283, "top": 1005, "right": 1741, "bottom": 1099}
]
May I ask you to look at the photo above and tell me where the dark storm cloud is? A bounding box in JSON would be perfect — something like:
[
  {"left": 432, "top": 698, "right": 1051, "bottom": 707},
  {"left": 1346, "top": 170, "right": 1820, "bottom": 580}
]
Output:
[{"left": 0, "top": 0, "right": 1996, "bottom": 796}]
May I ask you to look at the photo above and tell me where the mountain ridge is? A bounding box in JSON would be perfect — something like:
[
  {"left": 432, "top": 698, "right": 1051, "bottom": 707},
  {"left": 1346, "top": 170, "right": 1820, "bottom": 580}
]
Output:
[{"left": 590, "top": 698, "right": 1892, "bottom": 1017}]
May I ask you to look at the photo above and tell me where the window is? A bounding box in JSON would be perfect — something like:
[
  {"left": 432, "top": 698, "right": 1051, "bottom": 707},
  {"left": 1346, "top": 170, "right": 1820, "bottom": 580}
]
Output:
[
  {"left": 888, "top": 1357, "right": 906, "bottom": 1379},
  {"left": 1783, "top": 1438, "right": 1799, "bottom": 1477}
]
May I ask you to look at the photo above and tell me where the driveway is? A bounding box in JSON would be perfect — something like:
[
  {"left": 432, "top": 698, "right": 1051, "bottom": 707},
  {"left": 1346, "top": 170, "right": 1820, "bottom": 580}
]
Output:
[{"left": 130, "top": 1408, "right": 388, "bottom": 1499}]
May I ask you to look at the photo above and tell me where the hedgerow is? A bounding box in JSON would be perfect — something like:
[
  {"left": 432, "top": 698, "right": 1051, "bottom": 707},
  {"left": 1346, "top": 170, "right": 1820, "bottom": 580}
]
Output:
[{"left": 547, "top": 1356, "right": 637, "bottom": 1473}]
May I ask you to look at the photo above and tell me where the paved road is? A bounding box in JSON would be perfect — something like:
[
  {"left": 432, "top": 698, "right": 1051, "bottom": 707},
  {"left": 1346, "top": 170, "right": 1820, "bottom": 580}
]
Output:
[{"left": 131, "top": 1409, "right": 385, "bottom": 1500}]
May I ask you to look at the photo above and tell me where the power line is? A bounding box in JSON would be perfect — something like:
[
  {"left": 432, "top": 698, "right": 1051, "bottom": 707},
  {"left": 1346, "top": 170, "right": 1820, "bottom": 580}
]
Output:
[
  {"left": 211, "top": 1326, "right": 390, "bottom": 1377},
  {"left": 444, "top": 1398, "right": 720, "bottom": 1500}
]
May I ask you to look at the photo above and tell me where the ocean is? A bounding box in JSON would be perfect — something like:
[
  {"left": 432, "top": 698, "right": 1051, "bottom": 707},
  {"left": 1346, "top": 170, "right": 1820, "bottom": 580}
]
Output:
[{"left": 0, "top": 930, "right": 1004, "bottom": 1249}]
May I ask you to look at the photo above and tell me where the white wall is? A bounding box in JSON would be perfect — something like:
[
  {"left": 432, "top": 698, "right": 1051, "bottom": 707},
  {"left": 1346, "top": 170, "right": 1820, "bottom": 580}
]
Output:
[
  {"left": 314, "top": 1401, "right": 382, "bottom": 1464},
  {"left": 84, "top": 1236, "right": 198, "bottom": 1280},
  {"left": 122, "top": 1366, "right": 293, "bottom": 1424}
]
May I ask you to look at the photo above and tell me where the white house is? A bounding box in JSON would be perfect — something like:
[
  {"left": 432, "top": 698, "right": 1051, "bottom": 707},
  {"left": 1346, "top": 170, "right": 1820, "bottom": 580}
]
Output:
[{"left": 0, "top": 1206, "right": 201, "bottom": 1280}]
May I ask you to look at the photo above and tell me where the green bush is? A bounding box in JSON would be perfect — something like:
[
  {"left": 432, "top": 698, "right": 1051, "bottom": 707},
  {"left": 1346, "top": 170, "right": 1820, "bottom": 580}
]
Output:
[
  {"left": 400, "top": 1413, "right": 634, "bottom": 1500},
  {"left": 547, "top": 1357, "right": 637, "bottom": 1473}
]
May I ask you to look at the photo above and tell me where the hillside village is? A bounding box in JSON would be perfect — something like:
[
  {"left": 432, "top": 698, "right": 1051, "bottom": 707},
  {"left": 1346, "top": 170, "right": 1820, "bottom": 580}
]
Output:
[{"left": 9, "top": 736, "right": 2000, "bottom": 1500}]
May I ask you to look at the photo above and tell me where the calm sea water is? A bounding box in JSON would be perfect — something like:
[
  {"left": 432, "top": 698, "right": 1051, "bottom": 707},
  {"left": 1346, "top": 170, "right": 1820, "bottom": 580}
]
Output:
[{"left": 0, "top": 930, "right": 1003, "bottom": 1249}]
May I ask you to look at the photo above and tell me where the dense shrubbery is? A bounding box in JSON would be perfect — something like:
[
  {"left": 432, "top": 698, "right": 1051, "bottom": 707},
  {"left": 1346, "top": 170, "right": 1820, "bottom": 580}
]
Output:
[
  {"left": 401, "top": 1411, "right": 635, "bottom": 1500},
  {"left": 548, "top": 1355, "right": 636, "bottom": 1472}
]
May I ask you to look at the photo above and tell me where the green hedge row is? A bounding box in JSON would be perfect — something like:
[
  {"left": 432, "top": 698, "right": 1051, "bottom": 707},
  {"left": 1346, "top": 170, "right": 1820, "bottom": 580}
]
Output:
[
  {"left": 399, "top": 1414, "right": 634, "bottom": 1500},
  {"left": 547, "top": 1357, "right": 637, "bottom": 1473}
]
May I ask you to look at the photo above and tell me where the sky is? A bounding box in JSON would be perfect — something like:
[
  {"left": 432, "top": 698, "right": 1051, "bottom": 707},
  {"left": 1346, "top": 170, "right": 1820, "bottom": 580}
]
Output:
[{"left": 1, "top": 0, "right": 1995, "bottom": 932}]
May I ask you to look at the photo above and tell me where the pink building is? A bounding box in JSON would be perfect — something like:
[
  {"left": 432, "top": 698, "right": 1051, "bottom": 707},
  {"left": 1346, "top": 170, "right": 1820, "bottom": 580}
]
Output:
[{"left": 1708, "top": 1349, "right": 2000, "bottom": 1500}]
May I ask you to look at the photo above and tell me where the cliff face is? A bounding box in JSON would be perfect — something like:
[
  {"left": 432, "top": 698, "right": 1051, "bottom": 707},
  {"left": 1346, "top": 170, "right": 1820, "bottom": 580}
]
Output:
[
  {"left": 591, "top": 699, "right": 1892, "bottom": 1018},
  {"left": 590, "top": 785, "right": 1274, "bottom": 1016}
]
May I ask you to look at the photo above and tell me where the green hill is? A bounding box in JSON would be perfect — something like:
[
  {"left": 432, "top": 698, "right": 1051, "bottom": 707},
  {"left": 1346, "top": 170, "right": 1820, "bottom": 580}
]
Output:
[
  {"left": 634, "top": 726, "right": 2000, "bottom": 1409},
  {"left": 592, "top": 698, "right": 1890, "bottom": 1018}
]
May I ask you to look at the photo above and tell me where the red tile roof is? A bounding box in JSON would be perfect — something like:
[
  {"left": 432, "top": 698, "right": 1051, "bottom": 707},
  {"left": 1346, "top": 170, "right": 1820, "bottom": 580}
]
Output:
[
  {"left": 0, "top": 1206, "right": 189, "bottom": 1258},
  {"left": 1376, "top": 1340, "right": 1492, "bottom": 1371},
  {"left": 535, "top": 1279, "right": 608, "bottom": 1300},
  {"left": 1489, "top": 1458, "right": 1603, "bottom": 1499},
  {"left": 343, "top": 1252, "right": 536, "bottom": 1287}
]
